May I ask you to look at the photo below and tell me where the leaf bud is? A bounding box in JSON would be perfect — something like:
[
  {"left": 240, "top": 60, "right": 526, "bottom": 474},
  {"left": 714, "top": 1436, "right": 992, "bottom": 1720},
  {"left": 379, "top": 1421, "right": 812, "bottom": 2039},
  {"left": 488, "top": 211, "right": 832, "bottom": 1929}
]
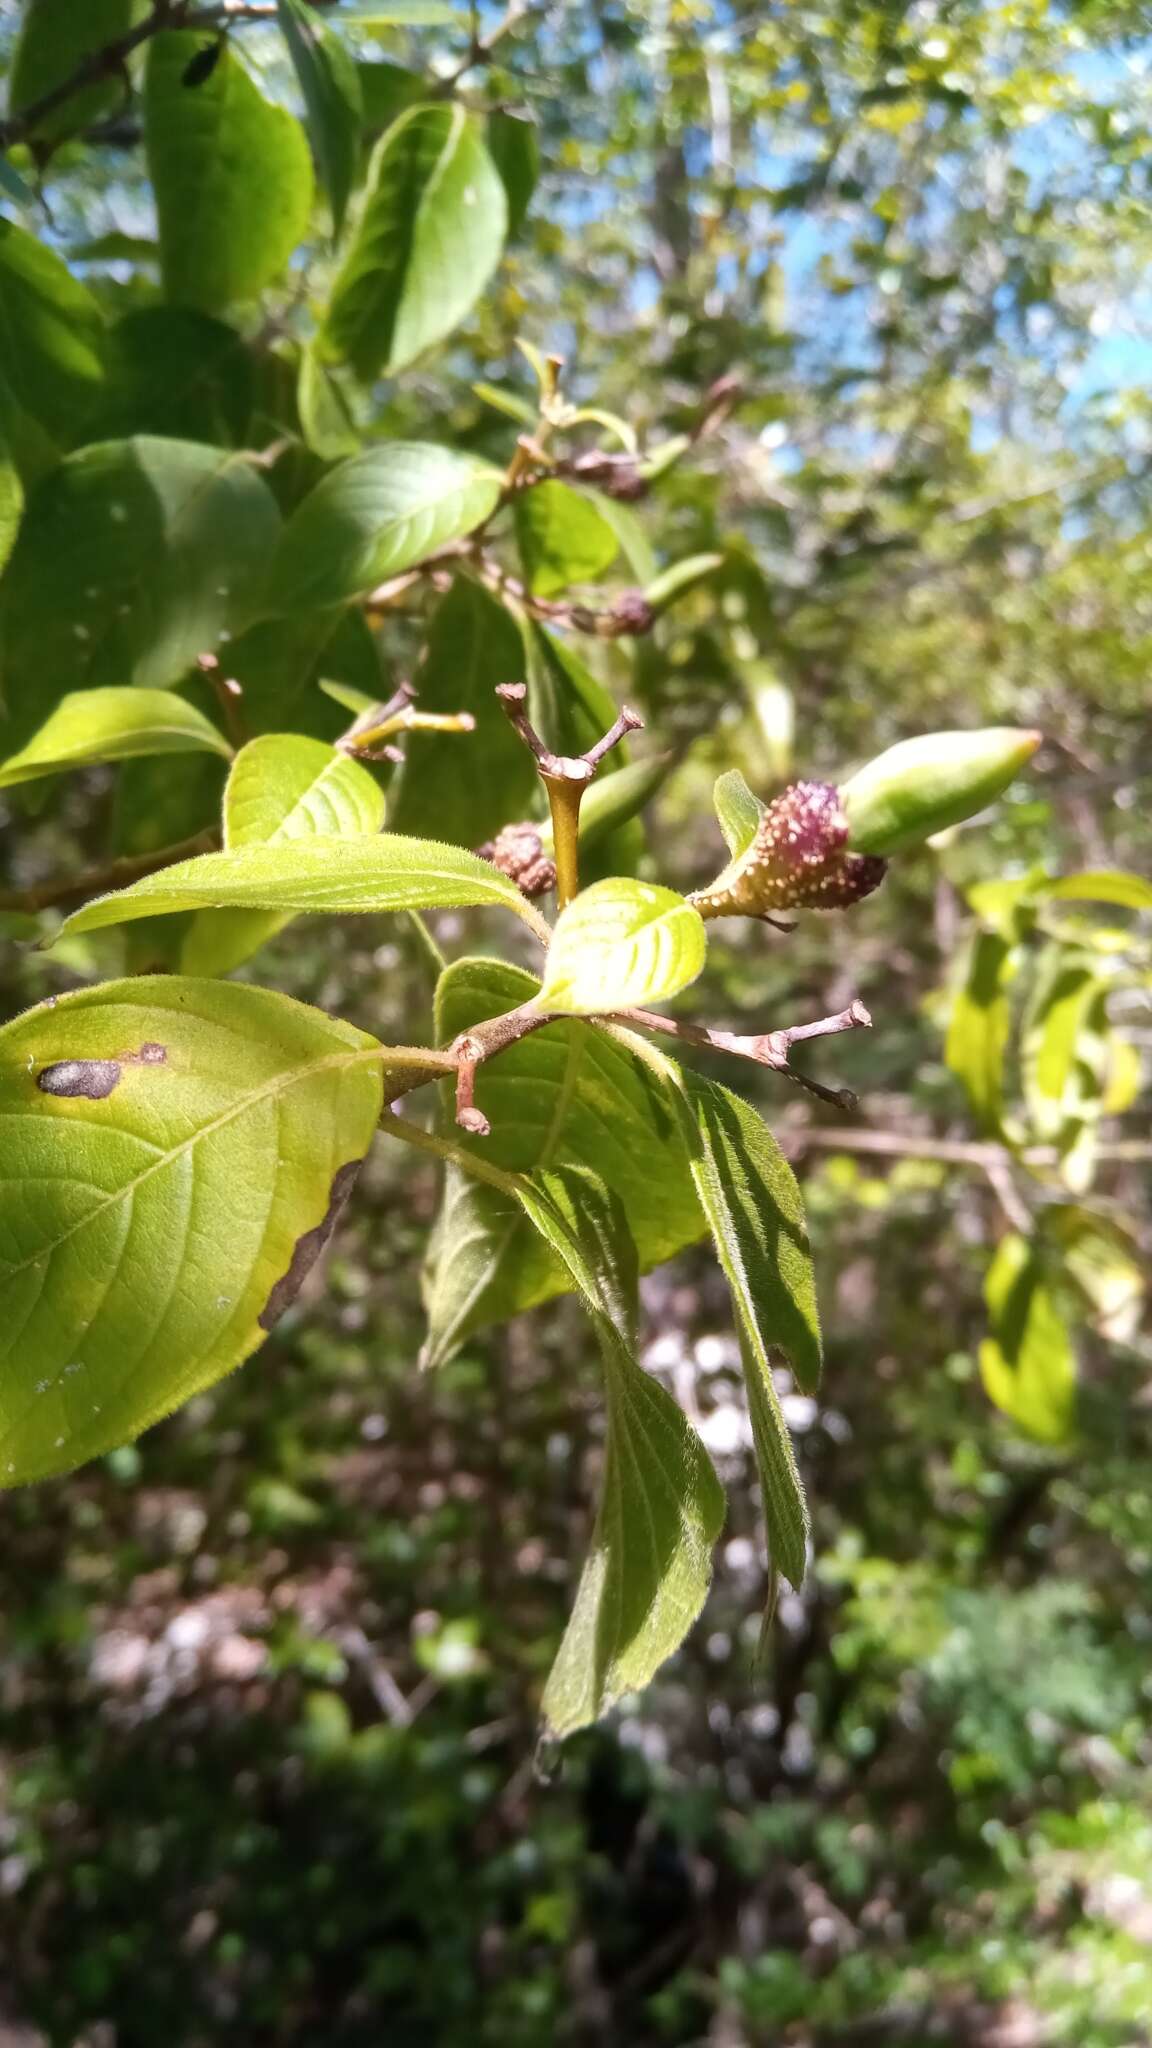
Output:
[{"left": 839, "top": 728, "right": 1041, "bottom": 857}]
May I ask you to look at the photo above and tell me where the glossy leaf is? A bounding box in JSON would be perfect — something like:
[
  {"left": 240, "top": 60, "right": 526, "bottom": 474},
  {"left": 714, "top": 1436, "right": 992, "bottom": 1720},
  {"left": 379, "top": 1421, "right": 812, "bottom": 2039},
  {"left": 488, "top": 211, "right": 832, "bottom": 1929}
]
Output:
[
  {"left": 278, "top": 0, "right": 365, "bottom": 237},
  {"left": 270, "top": 442, "right": 502, "bottom": 611},
  {"left": 181, "top": 734, "right": 386, "bottom": 976},
  {"left": 56, "top": 835, "right": 536, "bottom": 941},
  {"left": 9, "top": 0, "right": 139, "bottom": 149},
  {"left": 510, "top": 1165, "right": 724, "bottom": 1738},
  {"left": 0, "top": 688, "right": 231, "bottom": 790},
  {"left": 145, "top": 30, "right": 314, "bottom": 314},
  {"left": 321, "top": 102, "right": 506, "bottom": 379},
  {"left": 0, "top": 438, "right": 282, "bottom": 748},
  {"left": 979, "top": 1234, "right": 1076, "bottom": 1445},
  {"left": 0, "top": 977, "right": 383, "bottom": 1484},
  {"left": 539, "top": 879, "right": 707, "bottom": 1016},
  {"left": 515, "top": 481, "right": 619, "bottom": 597},
  {"left": 713, "top": 768, "right": 765, "bottom": 859},
  {"left": 0, "top": 220, "right": 106, "bottom": 442},
  {"left": 675, "top": 1073, "right": 816, "bottom": 1588},
  {"left": 389, "top": 577, "right": 538, "bottom": 846},
  {"left": 421, "top": 960, "right": 703, "bottom": 1366}
]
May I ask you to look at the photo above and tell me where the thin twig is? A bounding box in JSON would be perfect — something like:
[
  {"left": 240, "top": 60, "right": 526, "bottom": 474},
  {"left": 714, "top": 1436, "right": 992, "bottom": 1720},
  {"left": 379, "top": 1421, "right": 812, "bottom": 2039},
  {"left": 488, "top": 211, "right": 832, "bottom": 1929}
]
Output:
[
  {"left": 620, "top": 1000, "right": 872, "bottom": 1110},
  {"left": 451, "top": 1000, "right": 554, "bottom": 1134},
  {"left": 0, "top": 830, "right": 219, "bottom": 917}
]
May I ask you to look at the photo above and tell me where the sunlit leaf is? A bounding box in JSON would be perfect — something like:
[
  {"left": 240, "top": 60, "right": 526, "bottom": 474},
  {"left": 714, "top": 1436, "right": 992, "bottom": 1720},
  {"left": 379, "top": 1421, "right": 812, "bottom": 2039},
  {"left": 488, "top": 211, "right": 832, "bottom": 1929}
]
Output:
[
  {"left": 539, "top": 879, "right": 707, "bottom": 1015},
  {"left": 0, "top": 688, "right": 231, "bottom": 790},
  {"left": 278, "top": 0, "right": 365, "bottom": 237},
  {"left": 1047, "top": 870, "right": 1152, "bottom": 912},
  {"left": 0, "top": 978, "right": 383, "bottom": 1484},
  {"left": 945, "top": 928, "right": 1017, "bottom": 1137},
  {"left": 515, "top": 481, "right": 619, "bottom": 597},
  {"left": 979, "top": 1234, "right": 1076, "bottom": 1445},
  {"left": 712, "top": 768, "right": 765, "bottom": 859}
]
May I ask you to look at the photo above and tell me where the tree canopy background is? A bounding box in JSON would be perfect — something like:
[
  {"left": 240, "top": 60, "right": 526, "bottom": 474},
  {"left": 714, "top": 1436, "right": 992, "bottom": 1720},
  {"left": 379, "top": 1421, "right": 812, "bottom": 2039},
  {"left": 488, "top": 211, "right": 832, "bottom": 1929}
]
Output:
[{"left": 0, "top": 2, "right": 1149, "bottom": 2043}]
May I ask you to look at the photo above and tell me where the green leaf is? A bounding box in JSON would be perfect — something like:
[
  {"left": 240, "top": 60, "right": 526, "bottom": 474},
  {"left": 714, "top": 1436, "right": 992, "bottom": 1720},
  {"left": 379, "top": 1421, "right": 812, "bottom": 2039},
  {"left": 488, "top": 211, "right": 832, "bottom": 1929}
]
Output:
[
  {"left": 93, "top": 309, "right": 255, "bottom": 446},
  {"left": 55, "top": 835, "right": 537, "bottom": 942},
  {"left": 0, "top": 219, "right": 106, "bottom": 442},
  {"left": 712, "top": 768, "right": 765, "bottom": 858},
  {"left": 675, "top": 1073, "right": 815, "bottom": 1588},
  {"left": 0, "top": 158, "right": 36, "bottom": 212},
  {"left": 0, "top": 977, "right": 383, "bottom": 1484},
  {"left": 355, "top": 58, "right": 424, "bottom": 132},
  {"left": 0, "top": 688, "right": 231, "bottom": 790},
  {"left": 945, "top": 929, "right": 1017, "bottom": 1137},
  {"left": 539, "top": 879, "right": 707, "bottom": 1016},
  {"left": 509, "top": 1165, "right": 724, "bottom": 1737},
  {"left": 270, "top": 442, "right": 501, "bottom": 611},
  {"left": 278, "top": 0, "right": 365, "bottom": 237},
  {"left": 515, "top": 481, "right": 619, "bottom": 597},
  {"left": 181, "top": 733, "right": 386, "bottom": 976},
  {"left": 9, "top": 0, "right": 140, "bottom": 149},
  {"left": 297, "top": 345, "right": 362, "bottom": 459},
  {"left": 421, "top": 960, "right": 703, "bottom": 1365},
  {"left": 486, "top": 108, "right": 540, "bottom": 238},
  {"left": 320, "top": 102, "right": 507, "bottom": 379},
  {"left": 979, "top": 1235, "right": 1076, "bottom": 1445},
  {"left": 1047, "top": 870, "right": 1152, "bottom": 912},
  {"left": 145, "top": 30, "right": 314, "bottom": 314},
  {"left": 644, "top": 552, "right": 725, "bottom": 615},
  {"left": 0, "top": 381, "right": 24, "bottom": 578},
  {"left": 1021, "top": 945, "right": 1108, "bottom": 1144},
  {"left": 389, "top": 576, "right": 538, "bottom": 845},
  {"left": 0, "top": 438, "right": 282, "bottom": 749}
]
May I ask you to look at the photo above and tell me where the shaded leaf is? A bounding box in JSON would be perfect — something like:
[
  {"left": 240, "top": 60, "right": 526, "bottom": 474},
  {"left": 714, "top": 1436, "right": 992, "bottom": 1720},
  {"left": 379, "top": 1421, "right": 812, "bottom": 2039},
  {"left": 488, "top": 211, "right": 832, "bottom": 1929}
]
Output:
[
  {"left": 9, "top": 0, "right": 138, "bottom": 149},
  {"left": 515, "top": 480, "right": 619, "bottom": 597},
  {"left": 945, "top": 928, "right": 1017, "bottom": 1137},
  {"left": 93, "top": 309, "right": 254, "bottom": 446},
  {"left": 486, "top": 108, "right": 540, "bottom": 237},
  {"left": 279, "top": 0, "right": 365, "bottom": 236},
  {"left": 145, "top": 30, "right": 314, "bottom": 314},
  {"left": 320, "top": 102, "right": 506, "bottom": 379},
  {"left": 0, "top": 219, "right": 106, "bottom": 442},
  {"left": 0, "top": 977, "right": 383, "bottom": 1483}
]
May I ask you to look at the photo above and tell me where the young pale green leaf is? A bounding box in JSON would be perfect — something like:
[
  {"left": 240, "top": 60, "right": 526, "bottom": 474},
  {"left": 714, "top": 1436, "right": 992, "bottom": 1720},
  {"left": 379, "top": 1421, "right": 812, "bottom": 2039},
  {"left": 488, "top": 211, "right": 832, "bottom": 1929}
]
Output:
[
  {"left": 979, "top": 1234, "right": 1076, "bottom": 1445},
  {"left": 55, "top": 835, "right": 536, "bottom": 942},
  {"left": 713, "top": 768, "right": 765, "bottom": 859},
  {"left": 1048, "top": 1204, "right": 1145, "bottom": 1344},
  {"left": 181, "top": 734, "right": 386, "bottom": 977},
  {"left": 0, "top": 978, "right": 383, "bottom": 1485},
  {"left": 1046, "top": 870, "right": 1152, "bottom": 912},
  {"left": 675, "top": 1072, "right": 816, "bottom": 1589},
  {"left": 389, "top": 577, "right": 538, "bottom": 846},
  {"left": 643, "top": 553, "right": 725, "bottom": 616},
  {"left": 840, "top": 728, "right": 1041, "bottom": 857},
  {"left": 0, "top": 219, "right": 106, "bottom": 443},
  {"left": 320, "top": 102, "right": 507, "bottom": 380},
  {"left": 270, "top": 442, "right": 502, "bottom": 612},
  {"left": 278, "top": 0, "right": 365, "bottom": 237},
  {"left": 514, "top": 480, "right": 619, "bottom": 597},
  {"left": 421, "top": 960, "right": 703, "bottom": 1366},
  {"left": 0, "top": 689, "right": 231, "bottom": 791},
  {"left": 539, "top": 880, "right": 707, "bottom": 1016},
  {"left": 9, "top": 0, "right": 138, "bottom": 148},
  {"left": 509, "top": 1165, "right": 724, "bottom": 1738},
  {"left": 945, "top": 929, "right": 1018, "bottom": 1138},
  {"left": 145, "top": 31, "right": 314, "bottom": 314},
  {"left": 0, "top": 437, "right": 282, "bottom": 749},
  {"left": 486, "top": 108, "right": 539, "bottom": 237}
]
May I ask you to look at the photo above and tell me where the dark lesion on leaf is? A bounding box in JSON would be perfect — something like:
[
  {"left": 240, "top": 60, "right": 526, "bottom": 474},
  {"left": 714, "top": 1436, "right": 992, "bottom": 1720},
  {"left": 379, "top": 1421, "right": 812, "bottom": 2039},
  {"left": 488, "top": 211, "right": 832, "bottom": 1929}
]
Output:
[
  {"left": 258, "top": 1158, "right": 365, "bottom": 1333},
  {"left": 36, "top": 1059, "right": 122, "bottom": 1100}
]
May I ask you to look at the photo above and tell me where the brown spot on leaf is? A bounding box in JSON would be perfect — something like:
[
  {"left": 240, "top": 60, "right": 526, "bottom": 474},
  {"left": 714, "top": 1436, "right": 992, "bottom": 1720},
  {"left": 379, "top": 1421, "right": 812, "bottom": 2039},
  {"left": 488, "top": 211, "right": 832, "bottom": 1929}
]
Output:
[
  {"left": 258, "top": 1159, "right": 364, "bottom": 1333},
  {"left": 134, "top": 1042, "right": 168, "bottom": 1065},
  {"left": 36, "top": 1059, "right": 122, "bottom": 1100}
]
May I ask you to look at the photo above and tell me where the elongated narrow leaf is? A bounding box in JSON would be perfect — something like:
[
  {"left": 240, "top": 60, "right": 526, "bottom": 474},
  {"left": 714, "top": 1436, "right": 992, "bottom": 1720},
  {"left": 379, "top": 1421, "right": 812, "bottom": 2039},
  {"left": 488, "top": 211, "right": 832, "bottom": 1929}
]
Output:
[
  {"left": 181, "top": 734, "right": 386, "bottom": 976},
  {"left": 270, "top": 442, "right": 501, "bottom": 611},
  {"left": 9, "top": 0, "right": 138, "bottom": 148},
  {"left": 1021, "top": 945, "right": 1108, "bottom": 1143},
  {"left": 321, "top": 102, "right": 507, "bottom": 379},
  {"left": 540, "top": 879, "right": 706, "bottom": 1015},
  {"left": 979, "top": 1234, "right": 1076, "bottom": 1445},
  {"left": 0, "top": 219, "right": 106, "bottom": 443},
  {"left": 0, "top": 978, "right": 383, "bottom": 1484},
  {"left": 421, "top": 960, "right": 703, "bottom": 1365},
  {"left": 0, "top": 437, "right": 282, "bottom": 749},
  {"left": 145, "top": 31, "right": 314, "bottom": 314},
  {"left": 945, "top": 928, "right": 1017, "bottom": 1137},
  {"left": 713, "top": 768, "right": 765, "bottom": 858},
  {"left": 515, "top": 481, "right": 618, "bottom": 597},
  {"left": 486, "top": 108, "right": 539, "bottom": 237},
  {"left": 56, "top": 835, "right": 535, "bottom": 942},
  {"left": 1047, "top": 870, "right": 1152, "bottom": 912},
  {"left": 278, "top": 0, "right": 364, "bottom": 236},
  {"left": 0, "top": 688, "right": 231, "bottom": 790},
  {"left": 511, "top": 1165, "right": 724, "bottom": 1737},
  {"left": 390, "top": 577, "right": 538, "bottom": 846},
  {"left": 676, "top": 1073, "right": 816, "bottom": 1588}
]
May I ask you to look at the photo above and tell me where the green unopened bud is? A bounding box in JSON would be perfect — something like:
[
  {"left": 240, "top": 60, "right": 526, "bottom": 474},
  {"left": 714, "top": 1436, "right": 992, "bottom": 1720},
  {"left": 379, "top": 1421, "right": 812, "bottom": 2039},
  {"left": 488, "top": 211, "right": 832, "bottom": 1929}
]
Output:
[{"left": 839, "top": 728, "right": 1041, "bottom": 857}]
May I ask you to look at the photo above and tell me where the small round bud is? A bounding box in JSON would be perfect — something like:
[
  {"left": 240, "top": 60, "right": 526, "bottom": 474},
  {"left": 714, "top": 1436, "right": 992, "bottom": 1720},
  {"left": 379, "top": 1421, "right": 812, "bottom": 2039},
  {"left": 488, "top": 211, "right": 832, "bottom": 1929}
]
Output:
[{"left": 477, "top": 823, "right": 557, "bottom": 899}]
